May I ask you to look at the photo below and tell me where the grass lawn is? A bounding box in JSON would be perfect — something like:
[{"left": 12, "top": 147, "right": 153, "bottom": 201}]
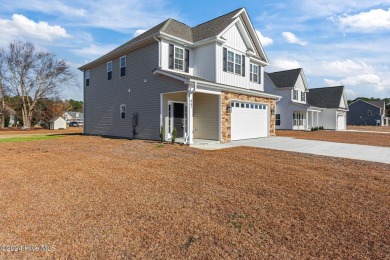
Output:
[
  {"left": 0, "top": 135, "right": 63, "bottom": 143},
  {"left": 0, "top": 135, "right": 389, "bottom": 258},
  {"left": 277, "top": 130, "right": 390, "bottom": 147}
]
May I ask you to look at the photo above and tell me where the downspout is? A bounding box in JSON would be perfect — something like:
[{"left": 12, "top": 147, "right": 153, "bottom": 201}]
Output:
[
  {"left": 185, "top": 82, "right": 197, "bottom": 144},
  {"left": 153, "top": 36, "right": 161, "bottom": 68}
]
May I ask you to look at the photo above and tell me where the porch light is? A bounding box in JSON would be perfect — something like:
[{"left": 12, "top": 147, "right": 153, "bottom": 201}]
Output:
[{"left": 226, "top": 105, "right": 232, "bottom": 113}]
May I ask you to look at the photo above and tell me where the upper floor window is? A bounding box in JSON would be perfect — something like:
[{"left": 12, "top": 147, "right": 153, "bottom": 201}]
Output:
[
  {"left": 250, "top": 64, "right": 259, "bottom": 83},
  {"left": 120, "top": 56, "right": 126, "bottom": 77},
  {"left": 223, "top": 47, "right": 245, "bottom": 77},
  {"left": 293, "top": 90, "right": 298, "bottom": 100},
  {"left": 107, "top": 61, "right": 112, "bottom": 80},
  {"left": 85, "top": 70, "right": 90, "bottom": 86},
  {"left": 174, "top": 47, "right": 184, "bottom": 71},
  {"left": 301, "top": 91, "right": 305, "bottom": 102},
  {"left": 168, "top": 44, "right": 189, "bottom": 72},
  {"left": 367, "top": 110, "right": 372, "bottom": 115}
]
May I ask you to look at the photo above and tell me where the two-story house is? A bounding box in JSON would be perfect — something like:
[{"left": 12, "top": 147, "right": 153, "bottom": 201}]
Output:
[
  {"left": 347, "top": 99, "right": 389, "bottom": 126},
  {"left": 79, "top": 8, "right": 280, "bottom": 143},
  {"left": 264, "top": 68, "right": 348, "bottom": 130}
]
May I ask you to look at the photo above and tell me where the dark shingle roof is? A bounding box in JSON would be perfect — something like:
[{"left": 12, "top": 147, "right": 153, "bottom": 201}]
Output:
[
  {"left": 266, "top": 68, "right": 302, "bottom": 88},
  {"left": 79, "top": 8, "right": 245, "bottom": 70},
  {"left": 307, "top": 86, "right": 345, "bottom": 108},
  {"left": 366, "top": 100, "right": 385, "bottom": 110}
]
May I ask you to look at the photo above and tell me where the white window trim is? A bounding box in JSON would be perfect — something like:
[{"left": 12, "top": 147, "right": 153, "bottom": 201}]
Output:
[
  {"left": 174, "top": 46, "right": 184, "bottom": 71},
  {"left": 301, "top": 91, "right": 306, "bottom": 102},
  {"left": 120, "top": 56, "right": 126, "bottom": 77},
  {"left": 293, "top": 89, "right": 298, "bottom": 101},
  {"left": 226, "top": 49, "right": 242, "bottom": 75},
  {"left": 250, "top": 63, "right": 259, "bottom": 83},
  {"left": 107, "top": 61, "right": 112, "bottom": 80}
]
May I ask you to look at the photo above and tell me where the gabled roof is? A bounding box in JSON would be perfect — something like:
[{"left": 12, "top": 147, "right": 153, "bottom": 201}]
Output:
[
  {"left": 366, "top": 100, "right": 385, "bottom": 110},
  {"left": 153, "top": 68, "right": 214, "bottom": 83},
  {"left": 64, "top": 111, "right": 84, "bottom": 118},
  {"left": 4, "top": 105, "right": 16, "bottom": 116},
  {"left": 79, "top": 8, "right": 266, "bottom": 70},
  {"left": 307, "top": 86, "right": 345, "bottom": 109},
  {"left": 266, "top": 68, "right": 303, "bottom": 89}
]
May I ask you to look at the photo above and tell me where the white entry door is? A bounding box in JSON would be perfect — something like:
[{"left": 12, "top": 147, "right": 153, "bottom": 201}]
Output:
[
  {"left": 231, "top": 102, "right": 268, "bottom": 140},
  {"left": 337, "top": 114, "right": 346, "bottom": 130}
]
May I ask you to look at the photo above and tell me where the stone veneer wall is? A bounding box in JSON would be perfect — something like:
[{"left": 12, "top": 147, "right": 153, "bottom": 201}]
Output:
[{"left": 221, "top": 91, "right": 276, "bottom": 143}]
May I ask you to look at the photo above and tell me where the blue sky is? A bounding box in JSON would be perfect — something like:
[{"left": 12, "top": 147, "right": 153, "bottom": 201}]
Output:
[{"left": 1, "top": 0, "right": 390, "bottom": 101}]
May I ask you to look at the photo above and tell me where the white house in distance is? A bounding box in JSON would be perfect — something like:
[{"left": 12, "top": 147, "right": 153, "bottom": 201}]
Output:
[
  {"left": 265, "top": 68, "right": 348, "bottom": 130},
  {"left": 49, "top": 116, "right": 67, "bottom": 130},
  {"left": 63, "top": 111, "right": 84, "bottom": 125}
]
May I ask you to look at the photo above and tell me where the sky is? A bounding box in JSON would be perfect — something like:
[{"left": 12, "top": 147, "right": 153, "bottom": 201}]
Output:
[{"left": 1, "top": 0, "right": 390, "bottom": 101}]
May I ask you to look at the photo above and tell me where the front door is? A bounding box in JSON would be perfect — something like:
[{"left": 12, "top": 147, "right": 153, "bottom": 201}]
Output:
[
  {"left": 168, "top": 102, "right": 186, "bottom": 139},
  {"left": 293, "top": 112, "right": 305, "bottom": 130}
]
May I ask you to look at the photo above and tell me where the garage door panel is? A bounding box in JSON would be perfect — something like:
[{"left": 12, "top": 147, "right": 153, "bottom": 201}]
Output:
[{"left": 231, "top": 103, "right": 268, "bottom": 140}]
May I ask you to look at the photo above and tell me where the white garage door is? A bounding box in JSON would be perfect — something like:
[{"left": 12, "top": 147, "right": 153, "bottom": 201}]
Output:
[
  {"left": 337, "top": 115, "right": 346, "bottom": 130},
  {"left": 231, "top": 101, "right": 268, "bottom": 140}
]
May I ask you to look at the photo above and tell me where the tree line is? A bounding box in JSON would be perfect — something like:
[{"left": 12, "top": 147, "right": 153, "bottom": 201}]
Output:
[{"left": 0, "top": 41, "right": 75, "bottom": 129}]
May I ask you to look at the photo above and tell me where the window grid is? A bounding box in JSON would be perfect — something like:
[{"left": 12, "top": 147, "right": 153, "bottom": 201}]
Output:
[{"left": 174, "top": 47, "right": 184, "bottom": 70}]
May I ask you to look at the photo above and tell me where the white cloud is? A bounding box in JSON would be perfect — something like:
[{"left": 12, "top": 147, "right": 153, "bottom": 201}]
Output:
[
  {"left": 321, "top": 59, "right": 374, "bottom": 75},
  {"left": 270, "top": 59, "right": 301, "bottom": 71},
  {"left": 344, "top": 88, "right": 357, "bottom": 100},
  {"left": 324, "top": 74, "right": 388, "bottom": 93},
  {"left": 255, "top": 30, "right": 273, "bottom": 47},
  {"left": 0, "top": 14, "right": 71, "bottom": 44},
  {"left": 282, "top": 32, "right": 307, "bottom": 46},
  {"left": 330, "top": 8, "right": 390, "bottom": 31},
  {"left": 133, "top": 29, "right": 147, "bottom": 38},
  {"left": 72, "top": 44, "right": 118, "bottom": 59}
]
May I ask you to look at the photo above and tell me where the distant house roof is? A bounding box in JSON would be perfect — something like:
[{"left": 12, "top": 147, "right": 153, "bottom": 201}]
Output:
[
  {"left": 4, "top": 105, "right": 16, "bottom": 116},
  {"left": 64, "top": 111, "right": 84, "bottom": 118},
  {"left": 366, "top": 100, "right": 385, "bottom": 110},
  {"left": 266, "top": 68, "right": 302, "bottom": 89},
  {"left": 79, "top": 8, "right": 267, "bottom": 70},
  {"left": 307, "top": 86, "right": 345, "bottom": 109},
  {"left": 50, "top": 116, "right": 65, "bottom": 122}
]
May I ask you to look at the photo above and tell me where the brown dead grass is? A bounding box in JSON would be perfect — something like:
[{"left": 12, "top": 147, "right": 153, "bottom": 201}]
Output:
[
  {"left": 0, "top": 136, "right": 389, "bottom": 259},
  {"left": 277, "top": 130, "right": 390, "bottom": 147},
  {"left": 347, "top": 125, "right": 390, "bottom": 133}
]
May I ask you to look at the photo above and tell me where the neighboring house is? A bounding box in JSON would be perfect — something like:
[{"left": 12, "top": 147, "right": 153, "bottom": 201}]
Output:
[
  {"left": 307, "top": 86, "right": 349, "bottom": 130},
  {"left": 0, "top": 105, "right": 16, "bottom": 127},
  {"left": 63, "top": 111, "right": 84, "bottom": 125},
  {"left": 347, "top": 99, "right": 389, "bottom": 126},
  {"left": 49, "top": 116, "right": 67, "bottom": 130},
  {"left": 264, "top": 68, "right": 348, "bottom": 130},
  {"left": 79, "top": 8, "right": 280, "bottom": 143}
]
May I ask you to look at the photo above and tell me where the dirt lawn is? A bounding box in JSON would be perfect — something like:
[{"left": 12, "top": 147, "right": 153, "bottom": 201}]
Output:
[
  {"left": 0, "top": 135, "right": 389, "bottom": 259},
  {"left": 347, "top": 125, "right": 390, "bottom": 133},
  {"left": 277, "top": 130, "right": 390, "bottom": 147}
]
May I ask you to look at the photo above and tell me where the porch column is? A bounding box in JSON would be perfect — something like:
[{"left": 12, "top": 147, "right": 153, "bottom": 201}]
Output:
[
  {"left": 316, "top": 112, "right": 319, "bottom": 127},
  {"left": 311, "top": 111, "right": 313, "bottom": 128},
  {"left": 186, "top": 83, "right": 196, "bottom": 144},
  {"left": 305, "top": 111, "right": 308, "bottom": 130}
]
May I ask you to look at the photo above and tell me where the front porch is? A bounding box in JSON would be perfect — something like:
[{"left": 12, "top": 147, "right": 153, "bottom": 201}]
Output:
[
  {"left": 293, "top": 109, "right": 321, "bottom": 131},
  {"left": 161, "top": 88, "right": 221, "bottom": 144}
]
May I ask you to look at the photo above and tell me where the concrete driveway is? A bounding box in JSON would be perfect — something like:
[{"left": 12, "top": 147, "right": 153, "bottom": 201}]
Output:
[{"left": 192, "top": 137, "right": 390, "bottom": 164}]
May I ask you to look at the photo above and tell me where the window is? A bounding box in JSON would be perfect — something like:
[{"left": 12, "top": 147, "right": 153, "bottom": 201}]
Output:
[
  {"left": 120, "top": 104, "right": 126, "bottom": 119},
  {"left": 85, "top": 70, "right": 90, "bottom": 86},
  {"left": 120, "top": 56, "right": 126, "bottom": 77},
  {"left": 250, "top": 64, "right": 259, "bottom": 83},
  {"left": 235, "top": 54, "right": 241, "bottom": 74},
  {"left": 293, "top": 90, "right": 298, "bottom": 100},
  {"left": 174, "top": 47, "right": 184, "bottom": 70},
  {"left": 367, "top": 110, "right": 372, "bottom": 115},
  {"left": 227, "top": 51, "right": 234, "bottom": 73},
  {"left": 276, "top": 114, "right": 280, "bottom": 126},
  {"left": 301, "top": 91, "right": 305, "bottom": 102},
  {"left": 107, "top": 61, "right": 112, "bottom": 80}
]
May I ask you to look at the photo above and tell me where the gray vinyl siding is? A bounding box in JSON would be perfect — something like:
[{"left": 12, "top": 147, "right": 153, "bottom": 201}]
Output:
[
  {"left": 347, "top": 100, "right": 381, "bottom": 126},
  {"left": 84, "top": 42, "right": 187, "bottom": 140},
  {"left": 193, "top": 93, "right": 219, "bottom": 140}
]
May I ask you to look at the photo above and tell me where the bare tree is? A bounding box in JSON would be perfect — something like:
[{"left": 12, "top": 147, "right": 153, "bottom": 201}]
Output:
[
  {"left": 3, "top": 41, "right": 73, "bottom": 129},
  {"left": 0, "top": 48, "right": 9, "bottom": 129}
]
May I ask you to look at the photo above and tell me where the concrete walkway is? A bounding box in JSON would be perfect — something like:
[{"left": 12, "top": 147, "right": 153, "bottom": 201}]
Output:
[{"left": 192, "top": 137, "right": 390, "bottom": 164}]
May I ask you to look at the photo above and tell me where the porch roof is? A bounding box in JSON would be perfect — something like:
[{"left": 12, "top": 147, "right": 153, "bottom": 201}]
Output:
[{"left": 153, "top": 69, "right": 281, "bottom": 100}]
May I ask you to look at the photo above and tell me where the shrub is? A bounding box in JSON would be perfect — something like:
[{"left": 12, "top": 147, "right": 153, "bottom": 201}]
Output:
[
  {"left": 171, "top": 127, "right": 177, "bottom": 144},
  {"left": 159, "top": 126, "right": 164, "bottom": 143}
]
